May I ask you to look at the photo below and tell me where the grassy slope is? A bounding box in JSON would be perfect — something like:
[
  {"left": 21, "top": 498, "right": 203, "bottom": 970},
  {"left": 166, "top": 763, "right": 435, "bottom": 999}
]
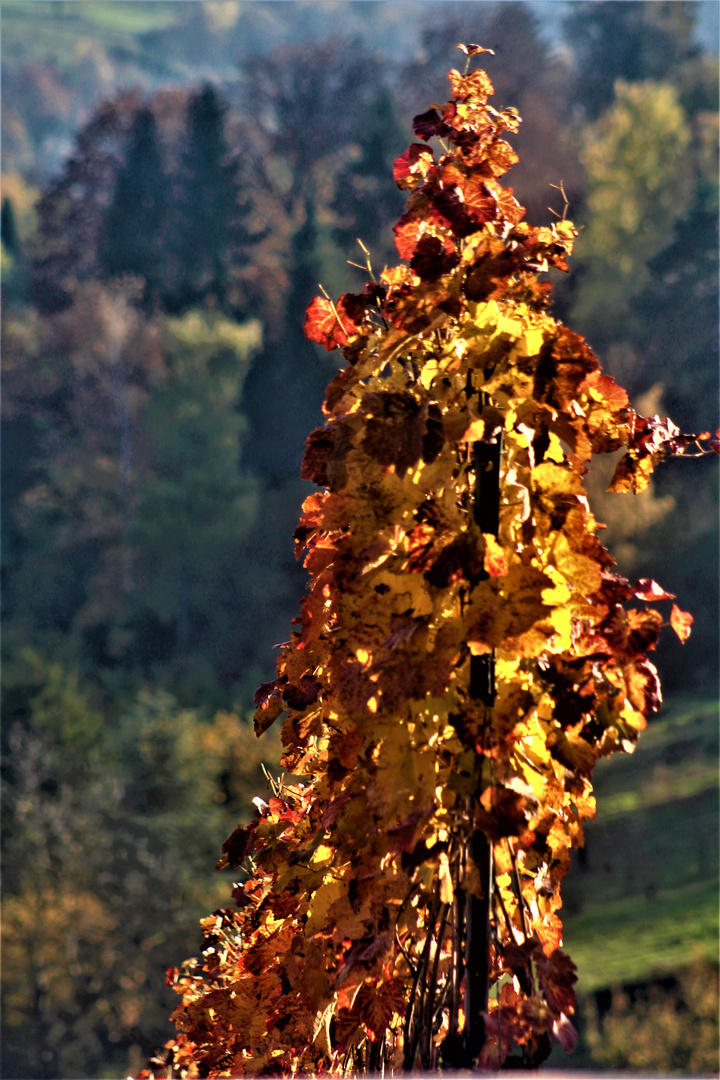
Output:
[
  {"left": 0, "top": 2, "right": 180, "bottom": 65},
  {"left": 560, "top": 698, "right": 719, "bottom": 993}
]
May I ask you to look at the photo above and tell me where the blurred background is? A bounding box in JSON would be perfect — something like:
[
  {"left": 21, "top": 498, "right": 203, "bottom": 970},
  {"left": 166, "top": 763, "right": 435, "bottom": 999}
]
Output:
[{"left": 1, "top": 2, "right": 717, "bottom": 1076}]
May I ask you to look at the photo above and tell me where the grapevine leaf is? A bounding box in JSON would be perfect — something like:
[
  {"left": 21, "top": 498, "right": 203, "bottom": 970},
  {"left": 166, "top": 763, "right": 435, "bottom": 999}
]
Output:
[
  {"left": 457, "top": 43, "right": 495, "bottom": 57},
  {"left": 393, "top": 144, "right": 435, "bottom": 190},
  {"left": 669, "top": 604, "right": 693, "bottom": 642},
  {"left": 448, "top": 68, "right": 494, "bottom": 102},
  {"left": 412, "top": 107, "right": 449, "bottom": 141},
  {"left": 632, "top": 579, "right": 676, "bottom": 602}
]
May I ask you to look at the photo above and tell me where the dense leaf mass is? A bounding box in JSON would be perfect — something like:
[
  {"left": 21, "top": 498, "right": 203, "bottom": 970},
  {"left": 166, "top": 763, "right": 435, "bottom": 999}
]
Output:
[{"left": 147, "top": 50, "right": 714, "bottom": 1078}]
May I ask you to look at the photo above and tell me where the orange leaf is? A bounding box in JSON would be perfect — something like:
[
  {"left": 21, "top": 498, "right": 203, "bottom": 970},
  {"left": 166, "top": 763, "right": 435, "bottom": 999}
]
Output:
[
  {"left": 448, "top": 67, "right": 494, "bottom": 102},
  {"left": 483, "top": 534, "right": 508, "bottom": 577},
  {"left": 670, "top": 604, "right": 693, "bottom": 642}
]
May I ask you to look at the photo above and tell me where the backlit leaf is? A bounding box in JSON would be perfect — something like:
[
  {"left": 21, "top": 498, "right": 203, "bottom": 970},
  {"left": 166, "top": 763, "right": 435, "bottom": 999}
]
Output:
[{"left": 669, "top": 604, "right": 693, "bottom": 642}]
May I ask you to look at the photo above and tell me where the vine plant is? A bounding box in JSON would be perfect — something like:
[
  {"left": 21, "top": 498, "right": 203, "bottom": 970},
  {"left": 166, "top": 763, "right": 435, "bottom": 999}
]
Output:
[{"left": 143, "top": 47, "right": 717, "bottom": 1078}]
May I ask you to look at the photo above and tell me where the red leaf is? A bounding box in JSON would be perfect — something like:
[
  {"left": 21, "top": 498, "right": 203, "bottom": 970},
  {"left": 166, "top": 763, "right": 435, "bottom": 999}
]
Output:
[
  {"left": 304, "top": 296, "right": 348, "bottom": 350},
  {"left": 462, "top": 176, "right": 498, "bottom": 224},
  {"left": 304, "top": 294, "right": 366, "bottom": 351},
  {"left": 393, "top": 144, "right": 434, "bottom": 190},
  {"left": 670, "top": 604, "right": 693, "bottom": 642},
  {"left": 393, "top": 218, "right": 425, "bottom": 260},
  {"left": 632, "top": 578, "right": 676, "bottom": 602}
]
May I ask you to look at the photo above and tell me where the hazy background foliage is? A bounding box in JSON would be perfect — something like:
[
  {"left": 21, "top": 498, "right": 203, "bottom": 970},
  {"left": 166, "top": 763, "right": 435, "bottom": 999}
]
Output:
[{"left": 1, "top": 3, "right": 717, "bottom": 1076}]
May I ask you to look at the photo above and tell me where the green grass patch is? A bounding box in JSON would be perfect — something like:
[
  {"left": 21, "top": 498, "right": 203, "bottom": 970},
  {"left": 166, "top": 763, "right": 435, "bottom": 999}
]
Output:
[
  {"left": 563, "top": 879, "right": 719, "bottom": 991},
  {"left": 0, "top": 1, "right": 179, "bottom": 68},
  {"left": 76, "top": 2, "right": 179, "bottom": 35},
  {"left": 561, "top": 696, "right": 719, "bottom": 993}
]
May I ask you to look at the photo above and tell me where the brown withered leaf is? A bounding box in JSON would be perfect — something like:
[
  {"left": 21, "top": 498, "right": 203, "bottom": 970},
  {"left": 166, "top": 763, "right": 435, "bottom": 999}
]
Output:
[
  {"left": 413, "top": 107, "right": 450, "bottom": 141},
  {"left": 253, "top": 675, "right": 287, "bottom": 735},
  {"left": 354, "top": 979, "right": 407, "bottom": 1041},
  {"left": 463, "top": 237, "right": 517, "bottom": 302},
  {"left": 481, "top": 138, "right": 520, "bottom": 179},
  {"left": 491, "top": 183, "right": 526, "bottom": 225},
  {"left": 392, "top": 194, "right": 454, "bottom": 260},
  {"left": 384, "top": 277, "right": 462, "bottom": 334},
  {"left": 626, "top": 658, "right": 662, "bottom": 714},
  {"left": 553, "top": 1014, "right": 578, "bottom": 1052},
  {"left": 301, "top": 426, "right": 334, "bottom": 487},
  {"left": 283, "top": 675, "right": 322, "bottom": 711},
  {"left": 361, "top": 391, "right": 426, "bottom": 477},
  {"left": 457, "top": 43, "right": 495, "bottom": 57},
  {"left": 411, "top": 234, "right": 460, "bottom": 280},
  {"left": 534, "top": 327, "right": 599, "bottom": 411},
  {"left": 476, "top": 785, "right": 536, "bottom": 841},
  {"left": 535, "top": 948, "right": 578, "bottom": 1016},
  {"left": 220, "top": 824, "right": 253, "bottom": 870},
  {"left": 549, "top": 731, "right": 597, "bottom": 777},
  {"left": 304, "top": 294, "right": 367, "bottom": 352},
  {"left": 462, "top": 175, "right": 499, "bottom": 223}
]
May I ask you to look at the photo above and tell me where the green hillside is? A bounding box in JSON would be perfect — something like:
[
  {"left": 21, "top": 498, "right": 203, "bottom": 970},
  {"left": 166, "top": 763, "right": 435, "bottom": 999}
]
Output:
[
  {"left": 562, "top": 697, "right": 719, "bottom": 991},
  {"left": 548, "top": 698, "right": 719, "bottom": 1072}
]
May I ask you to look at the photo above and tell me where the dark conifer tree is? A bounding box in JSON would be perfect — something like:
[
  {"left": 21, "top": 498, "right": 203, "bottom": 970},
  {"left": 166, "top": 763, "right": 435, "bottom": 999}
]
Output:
[
  {"left": 168, "top": 83, "right": 249, "bottom": 314},
  {"left": 99, "top": 107, "right": 170, "bottom": 301},
  {"left": 1, "top": 195, "right": 27, "bottom": 302},
  {"left": 242, "top": 197, "right": 327, "bottom": 483},
  {"left": 563, "top": 1, "right": 700, "bottom": 119},
  {"left": 1, "top": 197, "right": 22, "bottom": 259},
  {"left": 631, "top": 179, "right": 719, "bottom": 433},
  {"left": 333, "top": 87, "right": 405, "bottom": 257}
]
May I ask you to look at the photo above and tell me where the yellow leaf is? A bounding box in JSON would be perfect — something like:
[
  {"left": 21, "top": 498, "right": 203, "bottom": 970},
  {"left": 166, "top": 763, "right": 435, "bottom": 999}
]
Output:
[
  {"left": 459, "top": 418, "right": 485, "bottom": 443},
  {"left": 305, "top": 878, "right": 345, "bottom": 936},
  {"left": 551, "top": 532, "right": 602, "bottom": 595},
  {"left": 548, "top": 605, "right": 572, "bottom": 649},
  {"left": 438, "top": 852, "right": 454, "bottom": 904},
  {"left": 545, "top": 431, "right": 565, "bottom": 463}
]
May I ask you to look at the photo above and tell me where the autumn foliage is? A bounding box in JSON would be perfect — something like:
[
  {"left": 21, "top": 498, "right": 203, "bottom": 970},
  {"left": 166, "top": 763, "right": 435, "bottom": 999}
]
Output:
[{"left": 145, "top": 47, "right": 715, "bottom": 1077}]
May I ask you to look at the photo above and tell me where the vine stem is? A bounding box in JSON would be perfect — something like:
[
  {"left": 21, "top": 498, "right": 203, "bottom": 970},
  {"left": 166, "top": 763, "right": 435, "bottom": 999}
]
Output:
[{"left": 463, "top": 420, "right": 504, "bottom": 1063}]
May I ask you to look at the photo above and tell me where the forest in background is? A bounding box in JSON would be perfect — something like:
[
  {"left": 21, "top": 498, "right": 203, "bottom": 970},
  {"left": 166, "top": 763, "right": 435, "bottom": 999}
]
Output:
[{"left": 1, "top": 3, "right": 718, "bottom": 1077}]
